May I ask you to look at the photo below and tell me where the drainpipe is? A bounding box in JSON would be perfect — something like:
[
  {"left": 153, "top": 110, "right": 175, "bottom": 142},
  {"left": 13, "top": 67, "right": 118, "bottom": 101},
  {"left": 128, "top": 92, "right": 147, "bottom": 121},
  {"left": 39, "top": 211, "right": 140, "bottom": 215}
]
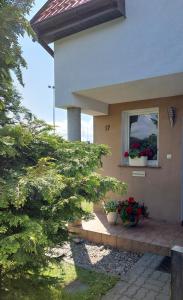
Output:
[
  {"left": 32, "top": 37, "right": 54, "bottom": 58},
  {"left": 67, "top": 107, "right": 81, "bottom": 141}
]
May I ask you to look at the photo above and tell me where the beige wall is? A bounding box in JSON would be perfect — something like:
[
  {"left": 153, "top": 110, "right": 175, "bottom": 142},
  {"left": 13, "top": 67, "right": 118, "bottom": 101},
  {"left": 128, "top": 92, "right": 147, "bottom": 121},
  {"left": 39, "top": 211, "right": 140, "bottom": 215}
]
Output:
[{"left": 94, "top": 96, "right": 183, "bottom": 223}]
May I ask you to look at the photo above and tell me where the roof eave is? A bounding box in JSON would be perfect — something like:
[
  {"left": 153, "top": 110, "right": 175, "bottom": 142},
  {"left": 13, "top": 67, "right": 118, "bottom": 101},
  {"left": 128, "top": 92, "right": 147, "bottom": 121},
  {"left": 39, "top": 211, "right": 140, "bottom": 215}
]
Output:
[{"left": 31, "top": 0, "right": 125, "bottom": 45}]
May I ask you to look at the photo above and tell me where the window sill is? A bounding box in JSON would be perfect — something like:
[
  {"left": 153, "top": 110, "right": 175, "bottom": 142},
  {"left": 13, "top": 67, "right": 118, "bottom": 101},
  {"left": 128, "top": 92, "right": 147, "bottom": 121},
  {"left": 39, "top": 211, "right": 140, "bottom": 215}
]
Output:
[{"left": 118, "top": 164, "right": 161, "bottom": 169}]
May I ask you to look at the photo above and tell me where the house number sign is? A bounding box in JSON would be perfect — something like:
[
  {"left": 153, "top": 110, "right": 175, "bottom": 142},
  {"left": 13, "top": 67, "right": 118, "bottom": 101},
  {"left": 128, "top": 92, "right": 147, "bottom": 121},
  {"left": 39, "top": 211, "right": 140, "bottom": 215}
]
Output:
[{"left": 105, "top": 125, "right": 110, "bottom": 131}]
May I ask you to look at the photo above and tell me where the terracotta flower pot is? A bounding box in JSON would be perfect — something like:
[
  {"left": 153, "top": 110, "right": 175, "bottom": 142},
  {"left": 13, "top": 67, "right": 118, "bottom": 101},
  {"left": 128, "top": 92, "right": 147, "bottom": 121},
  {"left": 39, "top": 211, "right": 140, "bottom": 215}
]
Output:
[{"left": 106, "top": 212, "right": 118, "bottom": 225}]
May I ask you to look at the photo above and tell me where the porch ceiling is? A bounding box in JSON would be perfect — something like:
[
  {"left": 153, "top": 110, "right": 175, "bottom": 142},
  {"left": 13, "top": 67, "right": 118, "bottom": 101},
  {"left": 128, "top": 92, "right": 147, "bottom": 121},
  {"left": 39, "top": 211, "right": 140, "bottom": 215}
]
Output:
[{"left": 74, "top": 72, "right": 183, "bottom": 104}]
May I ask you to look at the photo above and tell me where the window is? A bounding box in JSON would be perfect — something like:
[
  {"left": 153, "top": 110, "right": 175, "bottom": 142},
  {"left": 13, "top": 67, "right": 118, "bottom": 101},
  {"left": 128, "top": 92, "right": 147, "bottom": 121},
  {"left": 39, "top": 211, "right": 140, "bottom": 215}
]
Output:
[{"left": 122, "top": 108, "right": 159, "bottom": 166}]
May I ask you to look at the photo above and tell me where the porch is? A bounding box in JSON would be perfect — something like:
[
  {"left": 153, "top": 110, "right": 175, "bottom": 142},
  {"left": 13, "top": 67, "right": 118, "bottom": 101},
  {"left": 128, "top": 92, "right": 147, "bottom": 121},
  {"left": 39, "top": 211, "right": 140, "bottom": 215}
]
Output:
[{"left": 69, "top": 213, "right": 183, "bottom": 256}]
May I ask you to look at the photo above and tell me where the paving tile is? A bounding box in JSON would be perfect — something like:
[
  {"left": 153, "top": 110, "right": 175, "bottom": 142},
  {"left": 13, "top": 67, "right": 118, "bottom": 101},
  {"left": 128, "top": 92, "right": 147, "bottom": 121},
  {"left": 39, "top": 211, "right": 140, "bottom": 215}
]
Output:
[
  {"left": 145, "top": 291, "right": 158, "bottom": 300},
  {"left": 161, "top": 284, "right": 171, "bottom": 296},
  {"left": 149, "top": 256, "right": 165, "bottom": 268},
  {"left": 134, "top": 277, "right": 146, "bottom": 286},
  {"left": 142, "top": 253, "right": 155, "bottom": 261},
  {"left": 102, "top": 282, "right": 129, "bottom": 300},
  {"left": 102, "top": 294, "right": 122, "bottom": 300},
  {"left": 133, "top": 266, "right": 146, "bottom": 275},
  {"left": 112, "top": 281, "right": 129, "bottom": 294},
  {"left": 127, "top": 274, "right": 140, "bottom": 284},
  {"left": 141, "top": 268, "right": 154, "bottom": 278},
  {"left": 116, "top": 237, "right": 132, "bottom": 251},
  {"left": 146, "top": 279, "right": 165, "bottom": 288},
  {"left": 124, "top": 285, "right": 139, "bottom": 297},
  {"left": 84, "top": 214, "right": 175, "bottom": 300},
  {"left": 79, "top": 229, "right": 89, "bottom": 239},
  {"left": 133, "top": 287, "right": 149, "bottom": 299},
  {"left": 101, "top": 233, "right": 117, "bottom": 248},
  {"left": 150, "top": 271, "right": 163, "bottom": 280},
  {"left": 143, "top": 283, "right": 161, "bottom": 292},
  {"left": 87, "top": 231, "right": 102, "bottom": 243},
  {"left": 133, "top": 241, "right": 152, "bottom": 254},
  {"left": 120, "top": 296, "right": 131, "bottom": 300},
  {"left": 155, "top": 294, "right": 170, "bottom": 300},
  {"left": 81, "top": 213, "right": 183, "bottom": 254},
  {"left": 159, "top": 273, "right": 171, "bottom": 283}
]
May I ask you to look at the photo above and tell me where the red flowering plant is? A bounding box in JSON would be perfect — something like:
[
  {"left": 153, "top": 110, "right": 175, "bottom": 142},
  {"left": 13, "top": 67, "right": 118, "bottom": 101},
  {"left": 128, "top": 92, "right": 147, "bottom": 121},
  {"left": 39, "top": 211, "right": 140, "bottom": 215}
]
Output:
[
  {"left": 124, "top": 142, "right": 154, "bottom": 160},
  {"left": 118, "top": 197, "right": 148, "bottom": 227}
]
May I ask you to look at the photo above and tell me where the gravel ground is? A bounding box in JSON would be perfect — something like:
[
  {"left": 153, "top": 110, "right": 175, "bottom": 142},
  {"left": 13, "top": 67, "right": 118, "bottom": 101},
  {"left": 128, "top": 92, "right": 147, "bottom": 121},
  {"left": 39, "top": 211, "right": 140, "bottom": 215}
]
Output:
[{"left": 50, "top": 240, "right": 142, "bottom": 276}]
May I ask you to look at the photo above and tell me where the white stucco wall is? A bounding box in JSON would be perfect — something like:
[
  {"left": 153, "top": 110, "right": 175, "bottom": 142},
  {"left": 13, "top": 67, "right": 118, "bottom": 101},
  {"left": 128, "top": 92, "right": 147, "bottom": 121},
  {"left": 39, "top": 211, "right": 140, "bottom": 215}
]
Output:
[{"left": 54, "top": 0, "right": 183, "bottom": 114}]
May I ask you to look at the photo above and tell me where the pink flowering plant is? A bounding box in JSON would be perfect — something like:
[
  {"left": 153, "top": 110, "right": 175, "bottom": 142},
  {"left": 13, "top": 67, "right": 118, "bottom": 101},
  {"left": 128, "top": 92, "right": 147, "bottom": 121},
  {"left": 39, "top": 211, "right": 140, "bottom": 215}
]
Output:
[
  {"left": 124, "top": 142, "right": 154, "bottom": 160},
  {"left": 118, "top": 197, "right": 149, "bottom": 227}
]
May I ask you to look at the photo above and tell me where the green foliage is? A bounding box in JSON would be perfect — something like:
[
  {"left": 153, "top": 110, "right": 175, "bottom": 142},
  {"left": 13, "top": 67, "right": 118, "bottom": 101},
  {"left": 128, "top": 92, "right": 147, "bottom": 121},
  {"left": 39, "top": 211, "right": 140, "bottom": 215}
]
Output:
[
  {"left": 0, "top": 121, "right": 127, "bottom": 278},
  {"left": 1, "top": 261, "right": 119, "bottom": 299},
  {"left": 118, "top": 198, "right": 148, "bottom": 227},
  {"left": 0, "top": 0, "right": 35, "bottom": 130},
  {"left": 0, "top": 0, "right": 128, "bottom": 285},
  {"left": 103, "top": 200, "right": 119, "bottom": 214},
  {"left": 0, "top": 87, "right": 32, "bottom": 127},
  {"left": 0, "top": 0, "right": 34, "bottom": 86},
  {"left": 128, "top": 149, "right": 140, "bottom": 159}
]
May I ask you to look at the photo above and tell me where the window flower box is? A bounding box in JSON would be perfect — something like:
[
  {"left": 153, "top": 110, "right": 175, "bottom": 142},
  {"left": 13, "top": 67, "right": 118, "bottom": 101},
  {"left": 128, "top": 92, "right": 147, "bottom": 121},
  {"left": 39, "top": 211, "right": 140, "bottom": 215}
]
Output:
[
  {"left": 129, "top": 156, "right": 147, "bottom": 167},
  {"left": 124, "top": 142, "right": 153, "bottom": 167}
]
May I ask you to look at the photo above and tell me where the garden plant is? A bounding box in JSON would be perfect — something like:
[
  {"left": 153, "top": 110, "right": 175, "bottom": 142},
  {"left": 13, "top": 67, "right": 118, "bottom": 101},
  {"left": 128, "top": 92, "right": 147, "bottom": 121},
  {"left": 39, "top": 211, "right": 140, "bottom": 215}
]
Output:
[{"left": 0, "top": 1, "right": 127, "bottom": 295}]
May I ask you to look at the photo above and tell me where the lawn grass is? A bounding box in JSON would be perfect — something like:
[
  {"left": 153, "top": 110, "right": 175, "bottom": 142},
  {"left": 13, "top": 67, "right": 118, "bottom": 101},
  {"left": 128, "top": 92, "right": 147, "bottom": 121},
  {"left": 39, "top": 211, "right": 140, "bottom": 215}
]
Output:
[{"left": 1, "top": 262, "right": 119, "bottom": 300}]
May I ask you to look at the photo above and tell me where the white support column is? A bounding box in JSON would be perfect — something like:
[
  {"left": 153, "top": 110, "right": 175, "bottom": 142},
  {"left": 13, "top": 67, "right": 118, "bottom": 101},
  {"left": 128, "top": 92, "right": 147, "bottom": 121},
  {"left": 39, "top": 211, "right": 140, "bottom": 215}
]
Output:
[{"left": 67, "top": 107, "right": 81, "bottom": 141}]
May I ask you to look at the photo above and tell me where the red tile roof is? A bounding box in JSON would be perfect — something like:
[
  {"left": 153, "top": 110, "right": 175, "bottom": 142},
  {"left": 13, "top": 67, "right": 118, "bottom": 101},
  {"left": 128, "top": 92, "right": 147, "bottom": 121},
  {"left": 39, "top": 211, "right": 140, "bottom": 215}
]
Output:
[{"left": 35, "top": 0, "right": 92, "bottom": 23}]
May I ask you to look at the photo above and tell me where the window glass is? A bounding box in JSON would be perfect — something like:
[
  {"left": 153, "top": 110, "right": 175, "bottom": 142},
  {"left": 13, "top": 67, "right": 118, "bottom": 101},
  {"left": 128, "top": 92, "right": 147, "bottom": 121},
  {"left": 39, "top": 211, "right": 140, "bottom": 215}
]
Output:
[{"left": 129, "top": 113, "right": 158, "bottom": 161}]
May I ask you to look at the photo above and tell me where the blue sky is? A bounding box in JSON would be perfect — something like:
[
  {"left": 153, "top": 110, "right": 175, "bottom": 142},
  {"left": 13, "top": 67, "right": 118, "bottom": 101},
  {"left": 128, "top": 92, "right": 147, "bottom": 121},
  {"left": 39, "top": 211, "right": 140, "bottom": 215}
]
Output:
[{"left": 16, "top": 0, "right": 93, "bottom": 141}]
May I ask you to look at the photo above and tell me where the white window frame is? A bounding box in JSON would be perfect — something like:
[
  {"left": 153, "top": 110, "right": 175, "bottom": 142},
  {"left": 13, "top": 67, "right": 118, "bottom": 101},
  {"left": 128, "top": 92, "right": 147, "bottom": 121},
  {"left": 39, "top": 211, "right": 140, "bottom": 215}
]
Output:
[{"left": 122, "top": 107, "right": 159, "bottom": 167}]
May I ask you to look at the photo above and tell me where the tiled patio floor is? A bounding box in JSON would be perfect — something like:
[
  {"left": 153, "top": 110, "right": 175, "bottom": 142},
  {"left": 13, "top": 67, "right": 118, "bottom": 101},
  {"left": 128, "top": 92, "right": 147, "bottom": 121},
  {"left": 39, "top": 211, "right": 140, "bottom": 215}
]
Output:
[
  {"left": 69, "top": 213, "right": 183, "bottom": 256},
  {"left": 102, "top": 253, "right": 171, "bottom": 300}
]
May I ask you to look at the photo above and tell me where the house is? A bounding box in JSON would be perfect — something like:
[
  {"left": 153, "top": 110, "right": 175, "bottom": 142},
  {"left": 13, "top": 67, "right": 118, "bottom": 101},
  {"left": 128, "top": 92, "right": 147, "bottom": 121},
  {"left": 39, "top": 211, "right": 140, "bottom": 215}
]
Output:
[{"left": 31, "top": 0, "right": 183, "bottom": 224}]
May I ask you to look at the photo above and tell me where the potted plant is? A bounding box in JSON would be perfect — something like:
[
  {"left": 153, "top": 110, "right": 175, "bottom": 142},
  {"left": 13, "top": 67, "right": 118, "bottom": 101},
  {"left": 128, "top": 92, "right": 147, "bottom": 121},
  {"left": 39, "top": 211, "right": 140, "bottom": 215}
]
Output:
[
  {"left": 124, "top": 143, "right": 153, "bottom": 167},
  {"left": 104, "top": 200, "right": 118, "bottom": 225},
  {"left": 118, "top": 197, "right": 148, "bottom": 227}
]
